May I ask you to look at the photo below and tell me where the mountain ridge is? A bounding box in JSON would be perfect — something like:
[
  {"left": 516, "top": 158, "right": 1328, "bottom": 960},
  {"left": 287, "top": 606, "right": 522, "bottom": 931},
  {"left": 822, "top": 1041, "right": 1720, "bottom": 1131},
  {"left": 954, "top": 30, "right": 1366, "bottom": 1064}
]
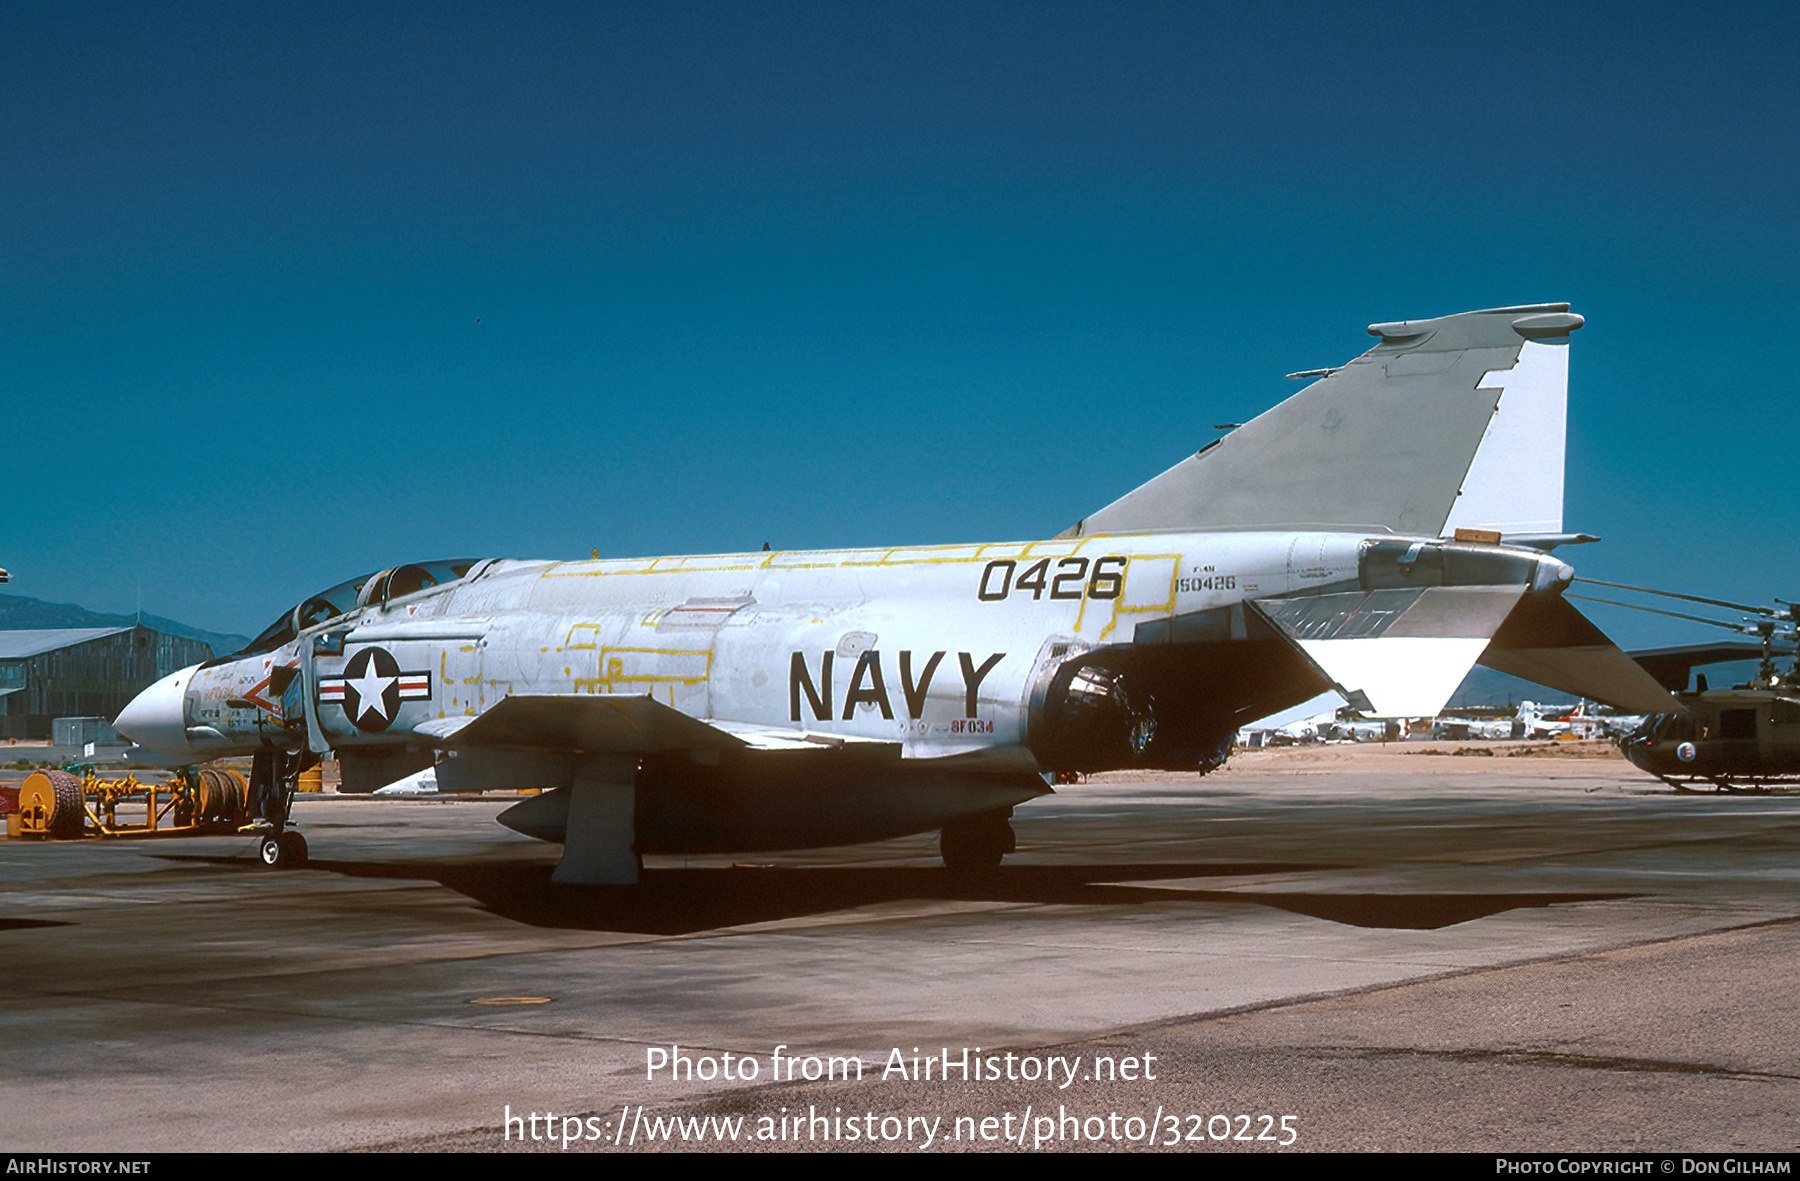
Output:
[{"left": 0, "top": 592, "right": 249, "bottom": 658}]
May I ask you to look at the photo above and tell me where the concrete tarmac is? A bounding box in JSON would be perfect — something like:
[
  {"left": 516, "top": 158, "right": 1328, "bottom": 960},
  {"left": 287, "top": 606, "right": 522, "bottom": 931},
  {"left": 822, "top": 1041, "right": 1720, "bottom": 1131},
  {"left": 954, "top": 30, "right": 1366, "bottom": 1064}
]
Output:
[{"left": 2, "top": 744, "right": 1797, "bottom": 1153}]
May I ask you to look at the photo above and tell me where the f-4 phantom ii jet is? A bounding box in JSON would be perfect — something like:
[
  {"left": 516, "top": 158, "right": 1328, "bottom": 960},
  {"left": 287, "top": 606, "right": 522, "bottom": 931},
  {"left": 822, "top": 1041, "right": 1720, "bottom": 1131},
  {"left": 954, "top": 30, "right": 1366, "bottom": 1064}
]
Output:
[{"left": 117, "top": 303, "right": 1679, "bottom": 883}]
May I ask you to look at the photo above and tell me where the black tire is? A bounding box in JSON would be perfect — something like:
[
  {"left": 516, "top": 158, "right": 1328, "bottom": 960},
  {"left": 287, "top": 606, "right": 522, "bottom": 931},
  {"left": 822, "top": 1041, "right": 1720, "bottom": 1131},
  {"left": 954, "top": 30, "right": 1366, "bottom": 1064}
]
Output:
[
  {"left": 278, "top": 831, "right": 308, "bottom": 868},
  {"left": 21, "top": 770, "right": 87, "bottom": 838},
  {"left": 45, "top": 771, "right": 85, "bottom": 838},
  {"left": 939, "top": 811, "right": 1016, "bottom": 873}
]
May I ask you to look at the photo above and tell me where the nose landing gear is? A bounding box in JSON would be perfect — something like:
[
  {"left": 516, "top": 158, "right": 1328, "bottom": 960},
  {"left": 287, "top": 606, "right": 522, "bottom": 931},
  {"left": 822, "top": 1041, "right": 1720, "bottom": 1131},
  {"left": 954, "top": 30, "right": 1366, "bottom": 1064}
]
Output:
[
  {"left": 248, "top": 750, "right": 314, "bottom": 870},
  {"left": 257, "top": 830, "right": 310, "bottom": 868}
]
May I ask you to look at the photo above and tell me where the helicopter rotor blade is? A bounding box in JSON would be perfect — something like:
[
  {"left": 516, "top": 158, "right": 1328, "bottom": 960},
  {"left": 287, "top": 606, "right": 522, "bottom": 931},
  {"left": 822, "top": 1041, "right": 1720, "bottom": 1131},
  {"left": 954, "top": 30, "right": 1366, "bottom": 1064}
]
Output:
[
  {"left": 1573, "top": 578, "right": 1773, "bottom": 617},
  {"left": 1566, "top": 593, "right": 1764, "bottom": 634}
]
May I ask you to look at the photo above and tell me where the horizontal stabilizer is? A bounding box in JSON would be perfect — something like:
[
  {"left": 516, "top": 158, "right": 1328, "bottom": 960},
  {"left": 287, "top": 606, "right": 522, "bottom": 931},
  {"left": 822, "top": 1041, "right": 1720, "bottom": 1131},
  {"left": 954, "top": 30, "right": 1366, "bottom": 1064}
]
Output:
[
  {"left": 1252, "top": 586, "right": 1526, "bottom": 717},
  {"left": 1479, "top": 596, "right": 1681, "bottom": 713}
]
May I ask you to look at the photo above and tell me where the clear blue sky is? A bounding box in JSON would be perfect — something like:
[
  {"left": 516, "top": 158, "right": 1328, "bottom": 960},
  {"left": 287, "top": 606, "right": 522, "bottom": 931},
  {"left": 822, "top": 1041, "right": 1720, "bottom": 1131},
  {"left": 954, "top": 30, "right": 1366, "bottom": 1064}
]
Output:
[{"left": 4, "top": 1, "right": 1796, "bottom": 649}]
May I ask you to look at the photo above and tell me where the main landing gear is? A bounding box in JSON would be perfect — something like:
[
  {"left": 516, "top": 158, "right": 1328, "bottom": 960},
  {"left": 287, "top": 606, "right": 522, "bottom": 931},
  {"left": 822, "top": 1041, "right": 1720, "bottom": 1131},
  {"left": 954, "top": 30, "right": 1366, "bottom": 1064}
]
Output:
[{"left": 939, "top": 809, "right": 1016, "bottom": 873}]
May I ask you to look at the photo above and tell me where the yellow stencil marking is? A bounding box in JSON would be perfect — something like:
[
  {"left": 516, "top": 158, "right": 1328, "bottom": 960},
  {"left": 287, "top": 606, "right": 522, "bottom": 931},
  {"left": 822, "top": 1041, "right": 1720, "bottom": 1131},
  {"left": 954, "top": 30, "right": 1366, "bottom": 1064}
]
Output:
[{"left": 571, "top": 646, "right": 713, "bottom": 695}]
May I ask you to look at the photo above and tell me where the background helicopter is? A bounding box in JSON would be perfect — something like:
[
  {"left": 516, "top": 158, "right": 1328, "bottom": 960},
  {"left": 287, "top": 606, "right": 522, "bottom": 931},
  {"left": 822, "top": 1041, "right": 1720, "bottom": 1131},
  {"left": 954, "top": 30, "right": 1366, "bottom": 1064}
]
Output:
[{"left": 1574, "top": 580, "right": 1800, "bottom": 791}]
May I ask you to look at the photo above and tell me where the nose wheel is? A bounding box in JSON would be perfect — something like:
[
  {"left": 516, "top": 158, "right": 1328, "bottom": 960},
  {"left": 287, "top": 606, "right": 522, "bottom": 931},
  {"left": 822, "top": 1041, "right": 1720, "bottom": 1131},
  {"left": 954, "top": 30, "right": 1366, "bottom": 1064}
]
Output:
[
  {"left": 249, "top": 749, "right": 313, "bottom": 869},
  {"left": 257, "top": 830, "right": 309, "bottom": 869}
]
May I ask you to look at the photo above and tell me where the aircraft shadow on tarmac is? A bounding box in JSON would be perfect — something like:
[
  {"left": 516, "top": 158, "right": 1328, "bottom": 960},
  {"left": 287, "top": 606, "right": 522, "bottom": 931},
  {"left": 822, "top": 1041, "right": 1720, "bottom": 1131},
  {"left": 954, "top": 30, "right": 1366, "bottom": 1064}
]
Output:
[{"left": 155, "top": 854, "right": 1634, "bottom": 935}]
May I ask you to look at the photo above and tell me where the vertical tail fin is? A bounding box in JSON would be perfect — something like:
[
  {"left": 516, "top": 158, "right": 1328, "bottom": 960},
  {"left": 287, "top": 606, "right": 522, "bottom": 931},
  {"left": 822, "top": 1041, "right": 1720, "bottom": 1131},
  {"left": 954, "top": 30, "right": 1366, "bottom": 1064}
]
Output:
[{"left": 1065, "top": 304, "right": 1583, "bottom": 538}]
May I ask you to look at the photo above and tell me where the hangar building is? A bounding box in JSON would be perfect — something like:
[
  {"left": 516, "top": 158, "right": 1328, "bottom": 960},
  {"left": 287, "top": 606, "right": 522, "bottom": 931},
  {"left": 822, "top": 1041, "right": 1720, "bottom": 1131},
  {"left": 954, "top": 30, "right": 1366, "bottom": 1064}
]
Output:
[{"left": 0, "top": 627, "right": 214, "bottom": 741}]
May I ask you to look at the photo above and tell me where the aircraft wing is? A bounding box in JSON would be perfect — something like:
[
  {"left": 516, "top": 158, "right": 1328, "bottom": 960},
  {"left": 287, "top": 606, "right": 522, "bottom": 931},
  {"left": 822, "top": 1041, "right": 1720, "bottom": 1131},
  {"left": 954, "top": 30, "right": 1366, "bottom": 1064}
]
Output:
[
  {"left": 419, "top": 693, "right": 748, "bottom": 754},
  {"left": 708, "top": 719, "right": 903, "bottom": 754},
  {"left": 416, "top": 694, "right": 899, "bottom": 757}
]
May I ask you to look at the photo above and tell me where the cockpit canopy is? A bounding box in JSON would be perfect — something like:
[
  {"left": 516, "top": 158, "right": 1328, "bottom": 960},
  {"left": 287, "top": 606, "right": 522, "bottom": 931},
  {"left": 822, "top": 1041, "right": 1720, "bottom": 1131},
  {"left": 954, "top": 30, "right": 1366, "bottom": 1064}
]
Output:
[{"left": 220, "top": 558, "right": 484, "bottom": 664}]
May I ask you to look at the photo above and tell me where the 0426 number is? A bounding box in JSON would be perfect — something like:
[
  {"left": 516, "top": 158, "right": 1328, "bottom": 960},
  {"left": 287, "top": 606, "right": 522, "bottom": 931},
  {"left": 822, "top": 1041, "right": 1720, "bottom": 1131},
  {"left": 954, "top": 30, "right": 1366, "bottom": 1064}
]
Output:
[{"left": 978, "top": 556, "right": 1126, "bottom": 602}]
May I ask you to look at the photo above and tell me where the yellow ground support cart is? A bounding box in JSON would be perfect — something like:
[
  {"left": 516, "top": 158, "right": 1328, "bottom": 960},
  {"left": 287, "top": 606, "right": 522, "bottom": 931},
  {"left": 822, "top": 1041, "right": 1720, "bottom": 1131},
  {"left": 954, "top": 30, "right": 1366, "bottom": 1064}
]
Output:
[{"left": 11, "top": 767, "right": 308, "bottom": 866}]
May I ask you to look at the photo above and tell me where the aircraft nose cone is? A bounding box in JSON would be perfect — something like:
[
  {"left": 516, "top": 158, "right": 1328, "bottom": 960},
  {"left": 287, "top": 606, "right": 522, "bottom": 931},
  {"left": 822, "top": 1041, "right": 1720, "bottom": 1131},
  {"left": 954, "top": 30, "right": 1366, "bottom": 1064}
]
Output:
[{"left": 115, "top": 665, "right": 199, "bottom": 757}]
